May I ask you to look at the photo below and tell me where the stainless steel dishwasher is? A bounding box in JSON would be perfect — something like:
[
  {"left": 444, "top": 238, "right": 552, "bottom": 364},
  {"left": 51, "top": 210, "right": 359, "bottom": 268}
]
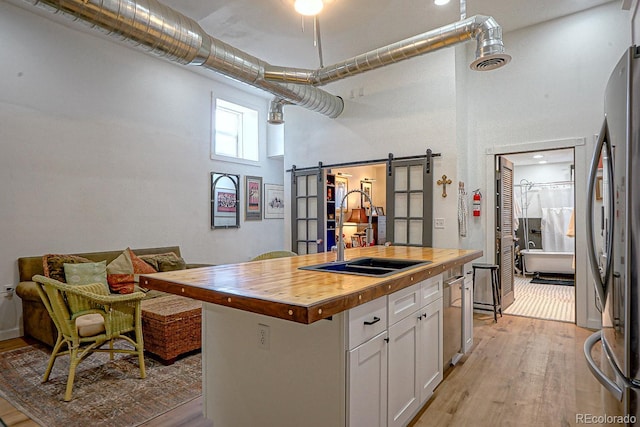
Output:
[{"left": 443, "top": 275, "right": 464, "bottom": 367}]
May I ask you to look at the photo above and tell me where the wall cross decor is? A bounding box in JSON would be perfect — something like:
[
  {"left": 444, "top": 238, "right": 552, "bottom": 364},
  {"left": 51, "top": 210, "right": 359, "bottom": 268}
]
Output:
[{"left": 437, "top": 174, "right": 452, "bottom": 197}]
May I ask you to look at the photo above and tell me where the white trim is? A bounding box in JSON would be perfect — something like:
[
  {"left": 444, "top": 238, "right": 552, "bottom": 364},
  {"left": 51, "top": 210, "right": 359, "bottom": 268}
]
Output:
[{"left": 484, "top": 137, "right": 601, "bottom": 329}]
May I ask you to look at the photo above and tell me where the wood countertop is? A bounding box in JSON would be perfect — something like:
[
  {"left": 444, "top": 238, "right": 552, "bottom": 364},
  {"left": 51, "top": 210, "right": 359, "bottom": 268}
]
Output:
[{"left": 140, "top": 246, "right": 482, "bottom": 324}]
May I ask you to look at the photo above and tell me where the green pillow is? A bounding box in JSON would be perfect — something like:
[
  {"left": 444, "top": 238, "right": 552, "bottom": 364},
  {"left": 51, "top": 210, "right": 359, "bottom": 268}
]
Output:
[
  {"left": 139, "top": 252, "right": 186, "bottom": 272},
  {"left": 64, "top": 261, "right": 108, "bottom": 287}
]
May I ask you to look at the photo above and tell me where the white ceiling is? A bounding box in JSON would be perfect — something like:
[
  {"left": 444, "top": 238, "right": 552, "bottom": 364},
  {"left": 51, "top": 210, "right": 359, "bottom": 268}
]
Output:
[{"left": 161, "top": 0, "right": 616, "bottom": 69}]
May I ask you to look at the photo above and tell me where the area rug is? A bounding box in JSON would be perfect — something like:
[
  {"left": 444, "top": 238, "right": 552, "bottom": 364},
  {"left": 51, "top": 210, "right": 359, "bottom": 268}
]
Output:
[
  {"left": 0, "top": 344, "right": 201, "bottom": 427},
  {"left": 504, "top": 276, "right": 575, "bottom": 323},
  {"left": 530, "top": 277, "right": 574, "bottom": 286}
]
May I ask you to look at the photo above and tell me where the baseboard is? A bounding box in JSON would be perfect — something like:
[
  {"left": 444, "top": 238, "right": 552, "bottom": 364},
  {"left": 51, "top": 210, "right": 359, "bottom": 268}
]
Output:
[{"left": 0, "top": 328, "right": 22, "bottom": 341}]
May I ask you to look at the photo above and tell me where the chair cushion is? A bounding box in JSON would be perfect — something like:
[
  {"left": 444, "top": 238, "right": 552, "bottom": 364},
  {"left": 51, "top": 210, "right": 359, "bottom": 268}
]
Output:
[
  {"left": 43, "top": 254, "right": 91, "bottom": 282},
  {"left": 64, "top": 261, "right": 108, "bottom": 287},
  {"left": 75, "top": 313, "right": 105, "bottom": 337}
]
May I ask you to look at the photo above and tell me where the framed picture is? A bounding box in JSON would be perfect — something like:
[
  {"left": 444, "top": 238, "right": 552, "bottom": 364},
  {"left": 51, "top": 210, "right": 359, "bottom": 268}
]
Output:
[
  {"left": 335, "top": 175, "right": 348, "bottom": 211},
  {"left": 211, "top": 172, "right": 240, "bottom": 228},
  {"left": 245, "top": 176, "right": 262, "bottom": 220},
  {"left": 376, "top": 206, "right": 385, "bottom": 216},
  {"left": 360, "top": 180, "right": 372, "bottom": 207},
  {"left": 264, "top": 184, "right": 285, "bottom": 219}
]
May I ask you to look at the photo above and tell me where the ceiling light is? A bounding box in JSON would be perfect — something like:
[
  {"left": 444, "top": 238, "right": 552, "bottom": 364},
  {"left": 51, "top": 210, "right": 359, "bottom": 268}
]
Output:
[
  {"left": 538, "top": 160, "right": 548, "bottom": 164},
  {"left": 434, "top": 0, "right": 450, "bottom": 5},
  {"left": 533, "top": 154, "right": 544, "bottom": 159},
  {"left": 294, "top": 0, "right": 323, "bottom": 16}
]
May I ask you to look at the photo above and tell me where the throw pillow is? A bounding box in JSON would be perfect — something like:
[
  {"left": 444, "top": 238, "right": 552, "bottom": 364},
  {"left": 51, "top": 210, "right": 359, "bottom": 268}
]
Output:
[
  {"left": 139, "top": 252, "right": 186, "bottom": 272},
  {"left": 128, "top": 249, "right": 157, "bottom": 278},
  {"left": 106, "top": 249, "right": 135, "bottom": 292},
  {"left": 43, "top": 254, "right": 91, "bottom": 283},
  {"left": 63, "top": 261, "right": 108, "bottom": 287},
  {"left": 106, "top": 248, "right": 158, "bottom": 294}
]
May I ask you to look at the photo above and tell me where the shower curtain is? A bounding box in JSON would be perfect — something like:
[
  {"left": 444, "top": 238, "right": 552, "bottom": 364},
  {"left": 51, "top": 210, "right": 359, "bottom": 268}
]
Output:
[
  {"left": 541, "top": 207, "right": 574, "bottom": 252},
  {"left": 514, "top": 183, "right": 574, "bottom": 252},
  {"left": 538, "top": 184, "right": 574, "bottom": 253}
]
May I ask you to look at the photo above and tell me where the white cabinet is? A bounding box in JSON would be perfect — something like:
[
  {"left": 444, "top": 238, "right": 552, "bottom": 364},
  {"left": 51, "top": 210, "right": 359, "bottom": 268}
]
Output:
[
  {"left": 417, "top": 297, "right": 443, "bottom": 404},
  {"left": 388, "top": 311, "right": 420, "bottom": 427},
  {"left": 462, "top": 263, "right": 474, "bottom": 353},
  {"left": 348, "top": 331, "right": 388, "bottom": 427},
  {"left": 347, "top": 298, "right": 388, "bottom": 427},
  {"left": 346, "top": 274, "right": 444, "bottom": 427}
]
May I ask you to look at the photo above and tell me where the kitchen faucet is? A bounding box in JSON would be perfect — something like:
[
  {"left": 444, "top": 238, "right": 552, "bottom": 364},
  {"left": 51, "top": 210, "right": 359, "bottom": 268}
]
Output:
[{"left": 336, "top": 189, "right": 374, "bottom": 262}]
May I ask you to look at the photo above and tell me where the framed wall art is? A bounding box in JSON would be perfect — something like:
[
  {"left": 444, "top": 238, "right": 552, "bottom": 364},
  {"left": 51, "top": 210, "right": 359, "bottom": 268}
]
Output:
[
  {"left": 264, "top": 184, "right": 284, "bottom": 219},
  {"left": 211, "top": 172, "right": 240, "bottom": 228},
  {"left": 335, "top": 175, "right": 348, "bottom": 212},
  {"left": 245, "top": 176, "right": 263, "bottom": 220},
  {"left": 360, "top": 180, "right": 373, "bottom": 207}
]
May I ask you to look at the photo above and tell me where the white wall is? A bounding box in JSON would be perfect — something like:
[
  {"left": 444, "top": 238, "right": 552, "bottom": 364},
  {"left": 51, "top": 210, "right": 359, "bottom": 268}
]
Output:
[
  {"left": 0, "top": 3, "right": 285, "bottom": 306},
  {"left": 513, "top": 162, "right": 573, "bottom": 185}
]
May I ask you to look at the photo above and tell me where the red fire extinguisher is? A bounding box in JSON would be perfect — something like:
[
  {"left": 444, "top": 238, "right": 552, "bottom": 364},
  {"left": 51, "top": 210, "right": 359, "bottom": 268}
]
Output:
[{"left": 473, "top": 190, "right": 482, "bottom": 217}]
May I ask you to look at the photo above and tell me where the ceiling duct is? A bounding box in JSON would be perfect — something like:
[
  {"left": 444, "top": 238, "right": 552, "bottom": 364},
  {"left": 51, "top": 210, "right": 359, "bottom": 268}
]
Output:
[
  {"left": 263, "top": 15, "right": 511, "bottom": 86},
  {"left": 21, "top": 0, "right": 510, "bottom": 123},
  {"left": 22, "top": 0, "right": 344, "bottom": 120}
]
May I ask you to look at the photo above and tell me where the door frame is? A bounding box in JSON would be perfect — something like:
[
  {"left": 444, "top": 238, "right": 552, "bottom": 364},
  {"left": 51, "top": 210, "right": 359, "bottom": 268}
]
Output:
[{"left": 483, "top": 137, "right": 599, "bottom": 329}]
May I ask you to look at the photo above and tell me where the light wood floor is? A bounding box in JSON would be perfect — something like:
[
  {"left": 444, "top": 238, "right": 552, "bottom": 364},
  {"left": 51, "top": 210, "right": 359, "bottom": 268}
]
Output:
[{"left": 0, "top": 314, "right": 603, "bottom": 427}]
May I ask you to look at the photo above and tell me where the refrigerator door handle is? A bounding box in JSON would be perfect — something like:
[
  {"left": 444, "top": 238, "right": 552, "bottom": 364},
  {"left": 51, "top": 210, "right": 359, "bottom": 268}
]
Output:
[
  {"left": 586, "top": 118, "right": 614, "bottom": 306},
  {"left": 584, "top": 330, "right": 624, "bottom": 401}
]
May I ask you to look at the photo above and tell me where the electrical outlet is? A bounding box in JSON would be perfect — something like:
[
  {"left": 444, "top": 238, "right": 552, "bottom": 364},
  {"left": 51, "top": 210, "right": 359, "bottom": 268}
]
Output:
[
  {"left": 434, "top": 218, "right": 445, "bottom": 229},
  {"left": 257, "top": 324, "right": 270, "bottom": 350}
]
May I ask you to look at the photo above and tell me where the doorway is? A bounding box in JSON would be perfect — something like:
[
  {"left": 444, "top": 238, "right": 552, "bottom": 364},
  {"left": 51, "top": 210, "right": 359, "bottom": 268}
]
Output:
[{"left": 499, "top": 148, "right": 576, "bottom": 323}]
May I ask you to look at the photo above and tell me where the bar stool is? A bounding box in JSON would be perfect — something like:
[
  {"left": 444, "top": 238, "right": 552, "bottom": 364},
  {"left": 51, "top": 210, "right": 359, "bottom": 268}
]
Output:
[{"left": 472, "top": 263, "right": 502, "bottom": 322}]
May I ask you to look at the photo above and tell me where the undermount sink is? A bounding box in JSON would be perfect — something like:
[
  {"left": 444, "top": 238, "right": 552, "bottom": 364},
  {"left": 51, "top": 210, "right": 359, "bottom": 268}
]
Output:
[{"left": 299, "top": 257, "right": 432, "bottom": 277}]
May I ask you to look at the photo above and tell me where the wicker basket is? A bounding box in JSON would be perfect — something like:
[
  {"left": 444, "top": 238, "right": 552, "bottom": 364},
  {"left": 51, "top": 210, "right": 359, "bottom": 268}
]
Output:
[{"left": 141, "top": 295, "right": 202, "bottom": 362}]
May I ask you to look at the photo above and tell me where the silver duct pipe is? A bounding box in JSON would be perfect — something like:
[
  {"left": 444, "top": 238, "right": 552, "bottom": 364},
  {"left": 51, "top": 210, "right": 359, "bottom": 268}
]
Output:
[
  {"left": 24, "top": 0, "right": 344, "bottom": 119},
  {"left": 264, "top": 15, "right": 511, "bottom": 85},
  {"left": 24, "top": 0, "right": 510, "bottom": 123}
]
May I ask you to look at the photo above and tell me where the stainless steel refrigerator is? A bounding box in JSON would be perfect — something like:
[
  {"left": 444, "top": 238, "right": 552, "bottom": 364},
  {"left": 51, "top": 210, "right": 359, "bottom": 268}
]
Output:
[{"left": 584, "top": 45, "right": 640, "bottom": 424}]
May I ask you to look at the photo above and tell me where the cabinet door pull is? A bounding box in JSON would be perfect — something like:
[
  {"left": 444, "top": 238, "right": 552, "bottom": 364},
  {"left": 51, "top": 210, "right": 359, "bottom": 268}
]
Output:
[
  {"left": 384, "top": 337, "right": 390, "bottom": 343},
  {"left": 417, "top": 314, "right": 423, "bottom": 320},
  {"left": 364, "top": 316, "right": 381, "bottom": 326}
]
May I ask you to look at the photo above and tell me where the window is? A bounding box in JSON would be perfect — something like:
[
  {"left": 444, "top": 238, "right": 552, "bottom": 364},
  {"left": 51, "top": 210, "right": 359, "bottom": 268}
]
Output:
[{"left": 213, "top": 98, "right": 259, "bottom": 162}]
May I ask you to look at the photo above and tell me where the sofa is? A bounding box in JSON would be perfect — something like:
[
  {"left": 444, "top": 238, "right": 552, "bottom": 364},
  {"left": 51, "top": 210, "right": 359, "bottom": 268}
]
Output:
[{"left": 16, "top": 246, "right": 208, "bottom": 347}]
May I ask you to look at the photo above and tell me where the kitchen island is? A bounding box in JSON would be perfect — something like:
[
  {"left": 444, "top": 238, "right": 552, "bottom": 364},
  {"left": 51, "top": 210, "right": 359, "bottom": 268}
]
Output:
[{"left": 140, "top": 246, "right": 482, "bottom": 427}]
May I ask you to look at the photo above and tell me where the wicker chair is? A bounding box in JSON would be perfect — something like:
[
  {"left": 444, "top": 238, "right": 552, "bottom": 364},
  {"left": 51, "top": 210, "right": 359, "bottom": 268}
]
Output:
[
  {"left": 32, "top": 275, "right": 146, "bottom": 401},
  {"left": 251, "top": 250, "right": 298, "bottom": 261}
]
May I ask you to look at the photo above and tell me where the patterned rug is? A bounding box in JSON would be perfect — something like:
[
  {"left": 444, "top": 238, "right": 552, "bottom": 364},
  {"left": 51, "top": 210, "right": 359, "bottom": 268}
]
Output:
[
  {"left": 0, "top": 344, "right": 201, "bottom": 426},
  {"left": 504, "top": 276, "right": 575, "bottom": 323}
]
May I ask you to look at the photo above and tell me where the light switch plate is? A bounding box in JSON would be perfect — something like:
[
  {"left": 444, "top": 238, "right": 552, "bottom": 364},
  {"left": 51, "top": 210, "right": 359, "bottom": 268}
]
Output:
[{"left": 434, "top": 218, "right": 445, "bottom": 229}]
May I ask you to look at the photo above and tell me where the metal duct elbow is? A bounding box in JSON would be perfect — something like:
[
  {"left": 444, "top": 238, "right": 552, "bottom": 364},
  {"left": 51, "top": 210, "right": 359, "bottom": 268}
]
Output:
[
  {"left": 268, "top": 98, "right": 289, "bottom": 124},
  {"left": 469, "top": 16, "right": 511, "bottom": 71}
]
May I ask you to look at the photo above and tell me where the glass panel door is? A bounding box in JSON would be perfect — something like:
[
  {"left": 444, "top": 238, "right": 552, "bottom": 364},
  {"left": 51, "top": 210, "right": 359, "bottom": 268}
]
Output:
[
  {"left": 291, "top": 169, "right": 324, "bottom": 254},
  {"left": 386, "top": 159, "right": 433, "bottom": 247}
]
